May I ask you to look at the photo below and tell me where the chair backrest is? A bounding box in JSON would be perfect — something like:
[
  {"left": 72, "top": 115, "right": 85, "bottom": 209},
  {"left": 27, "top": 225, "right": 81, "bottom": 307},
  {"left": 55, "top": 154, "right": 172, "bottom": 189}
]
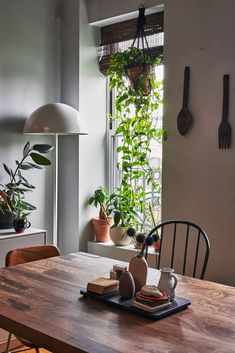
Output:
[
  {"left": 147, "top": 220, "right": 210, "bottom": 279},
  {"left": 5, "top": 245, "right": 61, "bottom": 267}
]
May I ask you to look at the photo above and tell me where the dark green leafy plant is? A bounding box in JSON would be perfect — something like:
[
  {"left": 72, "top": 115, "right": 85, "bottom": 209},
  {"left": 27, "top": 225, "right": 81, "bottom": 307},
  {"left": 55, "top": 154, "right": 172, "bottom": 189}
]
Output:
[
  {"left": 88, "top": 186, "right": 112, "bottom": 220},
  {"left": 108, "top": 191, "right": 138, "bottom": 228},
  {"left": 107, "top": 48, "right": 166, "bottom": 230},
  {"left": 0, "top": 141, "right": 53, "bottom": 218}
]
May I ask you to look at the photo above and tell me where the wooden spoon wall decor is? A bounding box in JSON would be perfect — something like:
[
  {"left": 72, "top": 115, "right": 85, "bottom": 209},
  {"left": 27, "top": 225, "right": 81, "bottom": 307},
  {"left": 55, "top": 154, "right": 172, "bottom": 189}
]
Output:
[{"left": 177, "top": 66, "right": 193, "bottom": 135}]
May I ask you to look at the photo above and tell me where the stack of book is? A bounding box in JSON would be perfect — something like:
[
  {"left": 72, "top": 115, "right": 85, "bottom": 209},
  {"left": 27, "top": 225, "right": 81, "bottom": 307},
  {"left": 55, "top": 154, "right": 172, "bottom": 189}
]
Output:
[
  {"left": 87, "top": 277, "right": 119, "bottom": 295},
  {"left": 133, "top": 286, "right": 172, "bottom": 313}
]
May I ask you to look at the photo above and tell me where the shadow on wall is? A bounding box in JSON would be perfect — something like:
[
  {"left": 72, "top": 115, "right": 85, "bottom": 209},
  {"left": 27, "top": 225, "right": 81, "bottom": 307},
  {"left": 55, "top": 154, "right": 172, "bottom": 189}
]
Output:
[
  {"left": 0, "top": 116, "right": 26, "bottom": 133},
  {"left": 79, "top": 221, "right": 93, "bottom": 252}
]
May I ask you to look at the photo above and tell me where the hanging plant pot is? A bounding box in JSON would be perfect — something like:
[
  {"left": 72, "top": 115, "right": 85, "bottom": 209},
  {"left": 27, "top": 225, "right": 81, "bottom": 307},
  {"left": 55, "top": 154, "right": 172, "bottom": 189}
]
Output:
[{"left": 125, "top": 64, "right": 154, "bottom": 95}]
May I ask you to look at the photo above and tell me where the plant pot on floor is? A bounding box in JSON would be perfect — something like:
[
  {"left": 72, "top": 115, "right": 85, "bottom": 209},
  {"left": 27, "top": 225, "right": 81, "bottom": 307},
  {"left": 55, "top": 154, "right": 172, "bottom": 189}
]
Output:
[
  {"left": 110, "top": 227, "right": 131, "bottom": 246},
  {"left": 91, "top": 217, "right": 112, "bottom": 242}
]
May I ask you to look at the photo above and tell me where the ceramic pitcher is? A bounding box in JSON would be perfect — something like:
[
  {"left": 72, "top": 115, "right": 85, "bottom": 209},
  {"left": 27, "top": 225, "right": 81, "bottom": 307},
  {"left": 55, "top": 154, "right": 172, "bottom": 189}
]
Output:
[{"left": 158, "top": 267, "right": 178, "bottom": 299}]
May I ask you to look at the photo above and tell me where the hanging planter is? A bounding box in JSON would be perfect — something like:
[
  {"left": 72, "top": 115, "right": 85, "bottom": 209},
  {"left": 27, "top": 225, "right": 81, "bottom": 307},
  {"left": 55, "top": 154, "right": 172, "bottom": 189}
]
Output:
[
  {"left": 125, "top": 5, "right": 155, "bottom": 95},
  {"left": 108, "top": 6, "right": 161, "bottom": 96},
  {"left": 125, "top": 63, "right": 154, "bottom": 95}
]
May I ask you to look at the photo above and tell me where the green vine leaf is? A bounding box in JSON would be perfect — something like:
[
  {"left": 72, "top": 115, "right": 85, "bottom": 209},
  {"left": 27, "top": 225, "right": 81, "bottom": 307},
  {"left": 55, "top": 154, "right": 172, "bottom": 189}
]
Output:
[{"left": 30, "top": 153, "right": 51, "bottom": 166}]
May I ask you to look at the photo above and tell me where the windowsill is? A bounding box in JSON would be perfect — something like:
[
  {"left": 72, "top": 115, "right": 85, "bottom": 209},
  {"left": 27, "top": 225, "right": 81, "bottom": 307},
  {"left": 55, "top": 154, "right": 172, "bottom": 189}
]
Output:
[{"left": 87, "top": 241, "right": 158, "bottom": 268}]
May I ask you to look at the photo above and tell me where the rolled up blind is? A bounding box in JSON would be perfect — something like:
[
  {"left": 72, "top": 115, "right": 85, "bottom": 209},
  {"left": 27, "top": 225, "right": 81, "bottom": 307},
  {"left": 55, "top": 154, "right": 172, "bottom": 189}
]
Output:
[{"left": 98, "top": 11, "right": 164, "bottom": 75}]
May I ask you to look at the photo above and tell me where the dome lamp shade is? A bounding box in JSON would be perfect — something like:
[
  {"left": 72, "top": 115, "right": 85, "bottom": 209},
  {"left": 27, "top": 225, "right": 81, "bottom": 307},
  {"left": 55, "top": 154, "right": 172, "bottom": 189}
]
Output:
[{"left": 24, "top": 103, "right": 88, "bottom": 135}]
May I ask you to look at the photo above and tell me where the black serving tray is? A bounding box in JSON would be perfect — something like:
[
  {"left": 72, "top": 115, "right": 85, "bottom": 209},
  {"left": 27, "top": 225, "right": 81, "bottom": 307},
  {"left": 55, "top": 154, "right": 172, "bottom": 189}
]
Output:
[{"left": 80, "top": 289, "right": 191, "bottom": 320}]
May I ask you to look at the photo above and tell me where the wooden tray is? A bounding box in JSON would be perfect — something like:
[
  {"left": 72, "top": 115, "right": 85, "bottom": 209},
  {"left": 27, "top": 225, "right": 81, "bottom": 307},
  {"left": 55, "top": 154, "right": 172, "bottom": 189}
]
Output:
[{"left": 80, "top": 289, "right": 191, "bottom": 320}]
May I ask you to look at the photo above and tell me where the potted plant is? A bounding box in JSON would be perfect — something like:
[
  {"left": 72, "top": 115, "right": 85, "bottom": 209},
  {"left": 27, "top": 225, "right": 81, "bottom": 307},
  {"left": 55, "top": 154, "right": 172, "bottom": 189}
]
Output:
[
  {"left": 0, "top": 141, "right": 53, "bottom": 231},
  {"left": 108, "top": 190, "right": 138, "bottom": 246},
  {"left": 88, "top": 187, "right": 113, "bottom": 242},
  {"left": 108, "top": 47, "right": 162, "bottom": 95}
]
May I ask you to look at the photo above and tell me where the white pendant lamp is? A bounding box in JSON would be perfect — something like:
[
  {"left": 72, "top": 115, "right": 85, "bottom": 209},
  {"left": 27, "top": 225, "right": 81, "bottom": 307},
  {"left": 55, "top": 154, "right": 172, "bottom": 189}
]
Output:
[{"left": 24, "top": 103, "right": 88, "bottom": 135}]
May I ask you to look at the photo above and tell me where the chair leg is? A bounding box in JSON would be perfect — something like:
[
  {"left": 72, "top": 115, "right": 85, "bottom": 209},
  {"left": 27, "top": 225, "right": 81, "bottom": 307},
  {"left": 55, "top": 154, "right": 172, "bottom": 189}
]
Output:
[
  {"left": 5, "top": 332, "right": 12, "bottom": 353},
  {"left": 35, "top": 348, "right": 40, "bottom": 353}
]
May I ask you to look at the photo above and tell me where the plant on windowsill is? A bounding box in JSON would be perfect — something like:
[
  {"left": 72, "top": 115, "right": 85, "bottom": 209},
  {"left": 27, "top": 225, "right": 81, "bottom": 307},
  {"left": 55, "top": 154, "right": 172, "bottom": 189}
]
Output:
[
  {"left": 108, "top": 190, "right": 138, "bottom": 246},
  {"left": 0, "top": 141, "right": 53, "bottom": 231},
  {"left": 88, "top": 186, "right": 113, "bottom": 242}
]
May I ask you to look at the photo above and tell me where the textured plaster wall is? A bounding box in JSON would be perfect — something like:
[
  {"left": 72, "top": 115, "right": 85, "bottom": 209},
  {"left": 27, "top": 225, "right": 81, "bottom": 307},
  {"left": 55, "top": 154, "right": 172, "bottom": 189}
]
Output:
[
  {"left": 0, "top": 0, "right": 59, "bottom": 242},
  {"left": 163, "top": 0, "right": 235, "bottom": 285}
]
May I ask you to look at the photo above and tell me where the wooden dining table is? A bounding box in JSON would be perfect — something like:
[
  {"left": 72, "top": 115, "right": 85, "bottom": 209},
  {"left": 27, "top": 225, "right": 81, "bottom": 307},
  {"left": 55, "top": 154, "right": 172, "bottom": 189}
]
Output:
[{"left": 0, "top": 252, "right": 234, "bottom": 353}]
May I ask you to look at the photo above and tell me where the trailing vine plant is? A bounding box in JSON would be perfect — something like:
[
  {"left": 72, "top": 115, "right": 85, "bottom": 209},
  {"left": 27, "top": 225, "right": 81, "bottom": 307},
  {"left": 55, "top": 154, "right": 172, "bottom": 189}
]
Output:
[{"left": 108, "top": 47, "right": 166, "bottom": 230}]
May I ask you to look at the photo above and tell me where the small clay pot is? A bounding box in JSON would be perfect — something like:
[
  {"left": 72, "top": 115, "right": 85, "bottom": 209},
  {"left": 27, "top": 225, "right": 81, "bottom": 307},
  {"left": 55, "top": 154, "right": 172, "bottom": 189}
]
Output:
[
  {"left": 91, "top": 217, "right": 112, "bottom": 242},
  {"left": 153, "top": 240, "right": 161, "bottom": 252}
]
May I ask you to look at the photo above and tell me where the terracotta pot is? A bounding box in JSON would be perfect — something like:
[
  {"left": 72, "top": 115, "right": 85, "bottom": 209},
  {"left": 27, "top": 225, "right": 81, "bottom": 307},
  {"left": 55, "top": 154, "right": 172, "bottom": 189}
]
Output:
[
  {"left": 91, "top": 217, "right": 112, "bottom": 242},
  {"left": 125, "top": 64, "right": 154, "bottom": 95},
  {"left": 153, "top": 240, "right": 161, "bottom": 252},
  {"left": 110, "top": 227, "right": 131, "bottom": 246}
]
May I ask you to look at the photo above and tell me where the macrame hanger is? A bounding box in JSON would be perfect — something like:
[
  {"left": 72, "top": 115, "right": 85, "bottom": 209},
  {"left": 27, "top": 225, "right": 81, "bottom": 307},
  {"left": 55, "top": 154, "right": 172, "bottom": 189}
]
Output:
[{"left": 131, "top": 5, "right": 153, "bottom": 64}]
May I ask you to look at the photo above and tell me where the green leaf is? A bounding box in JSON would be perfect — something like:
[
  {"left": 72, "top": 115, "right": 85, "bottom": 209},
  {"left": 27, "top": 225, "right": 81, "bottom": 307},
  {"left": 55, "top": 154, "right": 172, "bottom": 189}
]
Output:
[
  {"left": 3, "top": 164, "right": 11, "bottom": 176},
  {"left": 17, "top": 201, "right": 36, "bottom": 211},
  {"left": 33, "top": 144, "right": 54, "bottom": 154},
  {"left": 23, "top": 141, "right": 31, "bottom": 157},
  {"left": 113, "top": 211, "right": 121, "bottom": 227},
  {"left": 21, "top": 182, "right": 35, "bottom": 189},
  {"left": 115, "top": 126, "right": 123, "bottom": 135},
  {"left": 27, "top": 162, "right": 43, "bottom": 170},
  {"left": 19, "top": 164, "right": 34, "bottom": 170},
  {"left": 30, "top": 153, "right": 51, "bottom": 166}
]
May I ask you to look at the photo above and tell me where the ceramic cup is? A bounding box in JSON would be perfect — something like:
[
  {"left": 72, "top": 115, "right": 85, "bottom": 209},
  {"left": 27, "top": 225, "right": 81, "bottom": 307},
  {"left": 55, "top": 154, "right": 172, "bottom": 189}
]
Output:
[{"left": 13, "top": 218, "right": 31, "bottom": 233}]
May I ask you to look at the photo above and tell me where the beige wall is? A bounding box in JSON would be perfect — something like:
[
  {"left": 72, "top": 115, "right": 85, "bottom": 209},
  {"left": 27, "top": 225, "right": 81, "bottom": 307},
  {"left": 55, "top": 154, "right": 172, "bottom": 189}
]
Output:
[{"left": 163, "top": 0, "right": 235, "bottom": 285}]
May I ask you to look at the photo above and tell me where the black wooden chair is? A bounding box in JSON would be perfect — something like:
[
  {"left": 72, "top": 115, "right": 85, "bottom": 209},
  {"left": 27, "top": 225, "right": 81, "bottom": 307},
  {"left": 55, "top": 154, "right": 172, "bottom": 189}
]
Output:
[
  {"left": 5, "top": 245, "right": 60, "bottom": 353},
  {"left": 146, "top": 220, "right": 210, "bottom": 279}
]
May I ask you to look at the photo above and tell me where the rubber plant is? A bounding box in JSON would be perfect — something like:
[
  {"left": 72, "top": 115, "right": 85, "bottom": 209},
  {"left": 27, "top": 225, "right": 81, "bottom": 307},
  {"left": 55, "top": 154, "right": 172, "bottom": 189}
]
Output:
[
  {"left": 107, "top": 47, "right": 165, "bottom": 232},
  {"left": 0, "top": 141, "right": 53, "bottom": 225}
]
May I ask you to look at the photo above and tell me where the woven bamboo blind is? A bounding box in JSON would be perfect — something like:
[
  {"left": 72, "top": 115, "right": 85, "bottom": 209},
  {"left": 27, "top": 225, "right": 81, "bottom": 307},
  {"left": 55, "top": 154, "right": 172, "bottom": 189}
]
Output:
[{"left": 98, "top": 11, "right": 164, "bottom": 75}]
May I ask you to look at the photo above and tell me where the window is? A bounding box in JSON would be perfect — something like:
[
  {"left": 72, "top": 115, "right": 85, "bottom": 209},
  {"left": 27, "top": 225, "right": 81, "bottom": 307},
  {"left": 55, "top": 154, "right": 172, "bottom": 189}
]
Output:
[{"left": 99, "top": 11, "right": 164, "bottom": 229}]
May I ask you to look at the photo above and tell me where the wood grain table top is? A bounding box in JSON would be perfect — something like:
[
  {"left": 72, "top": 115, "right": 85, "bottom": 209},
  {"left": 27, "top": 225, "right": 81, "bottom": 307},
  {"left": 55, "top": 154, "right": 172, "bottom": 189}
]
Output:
[{"left": 0, "top": 252, "right": 234, "bottom": 353}]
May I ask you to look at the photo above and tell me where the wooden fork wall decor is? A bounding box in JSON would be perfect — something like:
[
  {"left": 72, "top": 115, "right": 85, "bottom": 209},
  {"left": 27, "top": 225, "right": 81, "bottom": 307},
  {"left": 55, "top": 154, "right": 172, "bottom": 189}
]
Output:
[{"left": 218, "top": 74, "right": 232, "bottom": 149}]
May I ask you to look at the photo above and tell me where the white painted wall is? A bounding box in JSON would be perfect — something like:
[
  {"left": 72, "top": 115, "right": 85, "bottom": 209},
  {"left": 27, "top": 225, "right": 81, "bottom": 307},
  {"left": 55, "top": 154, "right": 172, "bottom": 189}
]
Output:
[
  {"left": 163, "top": 0, "right": 235, "bottom": 285},
  {"left": 0, "top": 0, "right": 59, "bottom": 243},
  {"left": 78, "top": 0, "right": 107, "bottom": 251},
  {"left": 86, "top": 0, "right": 163, "bottom": 24}
]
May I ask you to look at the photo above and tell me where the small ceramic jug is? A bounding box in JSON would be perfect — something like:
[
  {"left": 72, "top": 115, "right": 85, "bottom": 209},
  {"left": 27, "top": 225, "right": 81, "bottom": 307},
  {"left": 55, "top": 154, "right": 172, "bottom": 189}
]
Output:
[
  {"left": 13, "top": 218, "right": 31, "bottom": 233},
  {"left": 157, "top": 267, "right": 178, "bottom": 299}
]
